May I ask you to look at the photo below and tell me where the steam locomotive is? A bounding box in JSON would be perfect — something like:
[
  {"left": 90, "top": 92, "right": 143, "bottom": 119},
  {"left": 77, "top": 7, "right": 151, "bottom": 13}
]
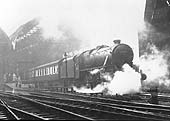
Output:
[{"left": 22, "top": 40, "right": 146, "bottom": 91}]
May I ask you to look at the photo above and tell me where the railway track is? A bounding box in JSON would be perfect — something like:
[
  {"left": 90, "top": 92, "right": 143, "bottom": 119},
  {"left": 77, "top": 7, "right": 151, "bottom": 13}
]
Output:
[
  {"left": 24, "top": 90, "right": 170, "bottom": 110},
  {"left": 0, "top": 99, "right": 18, "bottom": 120},
  {"left": 0, "top": 92, "right": 93, "bottom": 120},
  {"left": 3, "top": 91, "right": 170, "bottom": 121},
  {"left": 0, "top": 92, "right": 147, "bottom": 120},
  {"left": 0, "top": 98, "right": 46, "bottom": 120},
  {"left": 139, "top": 92, "right": 170, "bottom": 102}
]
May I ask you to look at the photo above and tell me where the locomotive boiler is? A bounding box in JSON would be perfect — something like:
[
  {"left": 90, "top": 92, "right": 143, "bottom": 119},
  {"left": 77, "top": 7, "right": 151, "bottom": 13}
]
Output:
[
  {"left": 74, "top": 39, "right": 134, "bottom": 88},
  {"left": 75, "top": 39, "right": 134, "bottom": 71},
  {"left": 22, "top": 40, "right": 146, "bottom": 91}
]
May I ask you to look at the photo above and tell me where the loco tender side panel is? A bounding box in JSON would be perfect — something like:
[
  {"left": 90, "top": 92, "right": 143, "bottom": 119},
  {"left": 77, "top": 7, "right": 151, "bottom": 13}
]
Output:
[
  {"left": 60, "top": 57, "right": 75, "bottom": 79},
  {"left": 60, "top": 59, "right": 66, "bottom": 79},
  {"left": 67, "top": 57, "right": 75, "bottom": 78}
]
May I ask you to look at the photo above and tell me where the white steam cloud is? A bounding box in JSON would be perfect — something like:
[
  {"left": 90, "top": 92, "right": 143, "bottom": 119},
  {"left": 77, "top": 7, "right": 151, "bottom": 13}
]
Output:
[
  {"left": 90, "top": 69, "right": 101, "bottom": 75},
  {"left": 73, "top": 64, "right": 142, "bottom": 95},
  {"left": 106, "top": 64, "right": 141, "bottom": 95},
  {"left": 140, "top": 44, "right": 170, "bottom": 87}
]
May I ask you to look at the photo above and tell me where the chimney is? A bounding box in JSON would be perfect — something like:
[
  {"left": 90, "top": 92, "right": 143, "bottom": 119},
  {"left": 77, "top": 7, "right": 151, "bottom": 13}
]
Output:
[{"left": 113, "top": 39, "right": 121, "bottom": 44}]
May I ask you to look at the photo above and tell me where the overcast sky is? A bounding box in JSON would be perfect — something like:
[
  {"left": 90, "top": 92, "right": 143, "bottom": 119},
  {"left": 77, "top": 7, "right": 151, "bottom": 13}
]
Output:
[{"left": 0, "top": 0, "right": 146, "bottom": 62}]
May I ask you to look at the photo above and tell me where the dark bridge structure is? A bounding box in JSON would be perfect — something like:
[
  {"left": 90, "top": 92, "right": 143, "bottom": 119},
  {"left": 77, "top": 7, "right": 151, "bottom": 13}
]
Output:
[
  {"left": 0, "top": 28, "right": 11, "bottom": 89},
  {"left": 139, "top": 0, "right": 170, "bottom": 92},
  {"left": 139, "top": 0, "right": 170, "bottom": 55}
]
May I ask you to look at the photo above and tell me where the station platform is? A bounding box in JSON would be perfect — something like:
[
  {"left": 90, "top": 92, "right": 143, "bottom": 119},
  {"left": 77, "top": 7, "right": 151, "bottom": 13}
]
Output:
[
  {"left": 5, "top": 82, "right": 18, "bottom": 90},
  {"left": 3, "top": 82, "right": 30, "bottom": 95}
]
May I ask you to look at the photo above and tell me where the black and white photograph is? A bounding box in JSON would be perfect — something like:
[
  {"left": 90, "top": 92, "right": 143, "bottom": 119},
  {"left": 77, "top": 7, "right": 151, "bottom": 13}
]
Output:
[{"left": 0, "top": 0, "right": 170, "bottom": 120}]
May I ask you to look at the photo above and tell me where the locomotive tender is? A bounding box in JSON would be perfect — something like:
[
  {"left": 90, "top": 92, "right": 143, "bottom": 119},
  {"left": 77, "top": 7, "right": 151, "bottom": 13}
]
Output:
[{"left": 23, "top": 40, "right": 145, "bottom": 91}]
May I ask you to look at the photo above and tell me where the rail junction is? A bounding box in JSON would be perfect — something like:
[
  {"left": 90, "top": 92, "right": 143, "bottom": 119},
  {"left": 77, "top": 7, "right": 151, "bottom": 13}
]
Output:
[{"left": 0, "top": 90, "right": 170, "bottom": 120}]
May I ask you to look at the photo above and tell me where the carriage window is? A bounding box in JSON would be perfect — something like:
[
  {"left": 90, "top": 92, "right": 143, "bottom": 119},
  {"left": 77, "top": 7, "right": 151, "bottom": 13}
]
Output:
[
  {"left": 37, "top": 70, "right": 39, "bottom": 76},
  {"left": 45, "top": 68, "right": 47, "bottom": 75},
  {"left": 53, "top": 66, "right": 55, "bottom": 74},
  {"left": 46, "top": 67, "right": 49, "bottom": 75},
  {"left": 35, "top": 70, "right": 38, "bottom": 77},
  {"left": 41, "top": 69, "right": 43, "bottom": 76},
  {"left": 37, "top": 70, "right": 38, "bottom": 76},
  {"left": 38, "top": 69, "right": 40, "bottom": 76},
  {"left": 36, "top": 70, "right": 38, "bottom": 76},
  {"left": 50, "top": 67, "right": 53, "bottom": 75},
  {"left": 43, "top": 68, "right": 45, "bottom": 76},
  {"left": 55, "top": 65, "right": 58, "bottom": 74},
  {"left": 51, "top": 66, "right": 53, "bottom": 74}
]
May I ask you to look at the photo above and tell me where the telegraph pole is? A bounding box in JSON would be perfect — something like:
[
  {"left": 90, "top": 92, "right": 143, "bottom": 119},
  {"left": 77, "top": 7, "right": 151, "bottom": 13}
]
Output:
[{"left": 64, "top": 52, "right": 68, "bottom": 92}]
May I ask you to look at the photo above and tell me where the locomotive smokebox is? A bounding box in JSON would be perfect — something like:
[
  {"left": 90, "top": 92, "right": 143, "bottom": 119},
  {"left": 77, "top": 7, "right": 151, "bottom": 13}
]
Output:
[{"left": 112, "top": 43, "right": 134, "bottom": 68}]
